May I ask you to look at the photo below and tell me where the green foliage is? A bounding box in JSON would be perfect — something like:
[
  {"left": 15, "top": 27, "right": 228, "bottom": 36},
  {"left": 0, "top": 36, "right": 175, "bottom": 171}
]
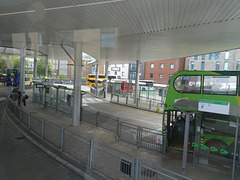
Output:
[
  {"left": 58, "top": 73, "right": 69, "bottom": 80},
  {"left": 0, "top": 55, "right": 7, "bottom": 73},
  {"left": 0, "top": 55, "right": 29, "bottom": 73},
  {"left": 37, "top": 58, "right": 54, "bottom": 77}
]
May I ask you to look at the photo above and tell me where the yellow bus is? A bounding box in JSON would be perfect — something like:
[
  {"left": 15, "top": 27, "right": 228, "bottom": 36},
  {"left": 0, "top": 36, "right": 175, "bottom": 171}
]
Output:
[
  {"left": 87, "top": 74, "right": 105, "bottom": 87},
  {"left": 25, "top": 70, "right": 33, "bottom": 86}
]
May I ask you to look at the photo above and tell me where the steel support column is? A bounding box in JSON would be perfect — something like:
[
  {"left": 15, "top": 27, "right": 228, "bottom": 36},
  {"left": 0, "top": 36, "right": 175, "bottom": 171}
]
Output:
[
  {"left": 45, "top": 55, "right": 48, "bottom": 77},
  {"left": 232, "top": 117, "right": 239, "bottom": 180},
  {"left": 95, "top": 64, "right": 99, "bottom": 95},
  {"left": 104, "top": 61, "right": 109, "bottom": 98},
  {"left": 134, "top": 60, "right": 140, "bottom": 103},
  {"left": 182, "top": 112, "right": 194, "bottom": 176},
  {"left": 33, "top": 51, "right": 37, "bottom": 93},
  {"left": 72, "top": 42, "right": 82, "bottom": 126},
  {"left": 20, "top": 44, "right": 26, "bottom": 93}
]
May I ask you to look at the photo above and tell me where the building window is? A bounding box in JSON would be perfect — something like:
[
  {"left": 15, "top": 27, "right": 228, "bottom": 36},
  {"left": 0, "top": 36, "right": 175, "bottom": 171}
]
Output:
[
  {"left": 170, "top": 64, "right": 174, "bottom": 69},
  {"left": 190, "top": 61, "right": 194, "bottom": 70},
  {"left": 236, "top": 62, "right": 240, "bottom": 71},
  {"left": 201, "top": 62, "right": 205, "bottom": 70},
  {"left": 209, "top": 52, "right": 220, "bottom": 60},
  {"left": 194, "top": 56, "right": 198, "bottom": 60},
  {"left": 150, "top": 63, "right": 154, "bottom": 68},
  {"left": 224, "top": 62, "right": 228, "bottom": 70},
  {"left": 150, "top": 73, "right": 153, "bottom": 78},
  {"left": 216, "top": 62, "right": 220, "bottom": 71},
  {"left": 130, "top": 72, "right": 136, "bottom": 80},
  {"left": 159, "top": 74, "right": 163, "bottom": 79},
  {"left": 115, "top": 71, "right": 117, "bottom": 75},
  {"left": 122, "top": 72, "right": 125, "bottom": 77},
  {"left": 202, "top": 55, "right": 205, "bottom": 60},
  {"left": 130, "top": 63, "right": 136, "bottom": 71},
  {"left": 160, "top": 64, "right": 164, "bottom": 69},
  {"left": 225, "top": 52, "right": 229, "bottom": 60}
]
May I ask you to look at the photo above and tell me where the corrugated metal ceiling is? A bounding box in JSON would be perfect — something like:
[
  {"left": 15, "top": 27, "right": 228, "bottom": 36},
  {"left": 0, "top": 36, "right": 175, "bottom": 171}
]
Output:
[{"left": 1, "top": 0, "right": 240, "bottom": 63}]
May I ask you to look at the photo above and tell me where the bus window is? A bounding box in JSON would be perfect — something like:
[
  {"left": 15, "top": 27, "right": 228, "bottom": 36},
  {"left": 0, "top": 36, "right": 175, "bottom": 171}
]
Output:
[
  {"left": 98, "top": 75, "right": 105, "bottom": 79},
  {"left": 174, "top": 75, "right": 201, "bottom": 94},
  {"left": 203, "top": 76, "right": 237, "bottom": 95}
]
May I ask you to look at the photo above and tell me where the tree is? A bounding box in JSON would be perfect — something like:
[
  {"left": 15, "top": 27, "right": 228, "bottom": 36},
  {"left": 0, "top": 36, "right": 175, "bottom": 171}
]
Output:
[
  {"left": 59, "top": 73, "right": 69, "bottom": 80},
  {"left": 37, "top": 58, "right": 54, "bottom": 77},
  {"left": 0, "top": 55, "right": 7, "bottom": 73}
]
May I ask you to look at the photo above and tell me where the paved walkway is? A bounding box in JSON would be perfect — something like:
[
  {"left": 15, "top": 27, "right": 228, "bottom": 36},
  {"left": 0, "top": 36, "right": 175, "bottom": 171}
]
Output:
[
  {"left": 18, "top": 86, "right": 236, "bottom": 180},
  {"left": 0, "top": 87, "right": 83, "bottom": 180}
]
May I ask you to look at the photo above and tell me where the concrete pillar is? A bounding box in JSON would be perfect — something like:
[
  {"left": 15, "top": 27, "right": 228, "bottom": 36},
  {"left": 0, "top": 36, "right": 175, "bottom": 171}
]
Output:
[
  {"left": 95, "top": 64, "right": 99, "bottom": 91},
  {"left": 104, "top": 61, "right": 109, "bottom": 98},
  {"left": 134, "top": 60, "right": 140, "bottom": 103},
  {"left": 72, "top": 42, "right": 82, "bottom": 126},
  {"left": 20, "top": 45, "right": 26, "bottom": 93},
  {"left": 45, "top": 55, "right": 48, "bottom": 77},
  {"left": 33, "top": 51, "right": 37, "bottom": 93}
]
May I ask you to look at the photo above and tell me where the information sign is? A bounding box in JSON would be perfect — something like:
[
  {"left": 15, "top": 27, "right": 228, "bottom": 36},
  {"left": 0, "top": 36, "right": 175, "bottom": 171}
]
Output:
[{"left": 198, "top": 99, "right": 230, "bottom": 115}]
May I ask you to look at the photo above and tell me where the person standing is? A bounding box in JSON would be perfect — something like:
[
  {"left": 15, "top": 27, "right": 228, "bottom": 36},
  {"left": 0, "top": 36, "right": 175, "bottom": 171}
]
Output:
[
  {"left": 13, "top": 90, "right": 18, "bottom": 105},
  {"left": 22, "top": 92, "right": 28, "bottom": 106},
  {"left": 9, "top": 85, "right": 13, "bottom": 98},
  {"left": 17, "top": 91, "right": 22, "bottom": 107}
]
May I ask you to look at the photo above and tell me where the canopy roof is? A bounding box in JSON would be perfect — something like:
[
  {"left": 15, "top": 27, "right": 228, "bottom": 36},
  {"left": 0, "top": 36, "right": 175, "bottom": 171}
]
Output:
[{"left": 1, "top": 0, "right": 240, "bottom": 63}]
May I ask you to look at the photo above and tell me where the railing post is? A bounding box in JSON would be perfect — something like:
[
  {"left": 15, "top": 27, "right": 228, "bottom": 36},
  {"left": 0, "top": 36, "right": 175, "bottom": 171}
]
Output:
[
  {"left": 60, "top": 128, "right": 64, "bottom": 152},
  {"left": 14, "top": 104, "right": 16, "bottom": 114},
  {"left": 111, "top": 94, "right": 113, "bottom": 101},
  {"left": 19, "top": 107, "right": 22, "bottom": 121},
  {"left": 149, "top": 100, "right": 151, "bottom": 109},
  {"left": 28, "top": 112, "right": 31, "bottom": 129},
  {"left": 163, "top": 131, "right": 167, "bottom": 154},
  {"left": 136, "top": 98, "right": 139, "bottom": 107},
  {"left": 137, "top": 126, "right": 142, "bottom": 147},
  {"left": 88, "top": 140, "right": 94, "bottom": 168},
  {"left": 126, "top": 96, "right": 128, "bottom": 104},
  {"left": 117, "top": 118, "right": 120, "bottom": 141},
  {"left": 117, "top": 95, "right": 119, "bottom": 103},
  {"left": 41, "top": 119, "right": 45, "bottom": 139},
  {"left": 134, "top": 158, "right": 140, "bottom": 180},
  {"left": 96, "top": 111, "right": 99, "bottom": 127}
]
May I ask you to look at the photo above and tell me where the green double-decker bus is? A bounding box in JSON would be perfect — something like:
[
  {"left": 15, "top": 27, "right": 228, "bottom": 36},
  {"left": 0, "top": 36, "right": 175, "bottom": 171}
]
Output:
[{"left": 163, "top": 71, "right": 240, "bottom": 161}]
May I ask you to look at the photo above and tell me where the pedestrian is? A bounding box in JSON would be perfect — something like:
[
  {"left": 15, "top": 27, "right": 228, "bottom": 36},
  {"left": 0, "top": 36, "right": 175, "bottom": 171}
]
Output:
[
  {"left": 17, "top": 91, "right": 22, "bottom": 107},
  {"left": 9, "top": 85, "right": 13, "bottom": 98},
  {"left": 13, "top": 91, "right": 18, "bottom": 105},
  {"left": 22, "top": 92, "right": 28, "bottom": 106}
]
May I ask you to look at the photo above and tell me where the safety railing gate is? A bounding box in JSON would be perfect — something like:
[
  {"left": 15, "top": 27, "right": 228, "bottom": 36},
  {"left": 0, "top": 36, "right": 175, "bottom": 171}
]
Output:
[{"left": 120, "top": 122, "right": 166, "bottom": 153}]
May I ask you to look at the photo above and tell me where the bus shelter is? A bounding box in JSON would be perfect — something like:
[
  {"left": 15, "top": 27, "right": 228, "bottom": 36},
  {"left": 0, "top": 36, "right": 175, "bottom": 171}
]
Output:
[{"left": 172, "top": 99, "right": 240, "bottom": 179}]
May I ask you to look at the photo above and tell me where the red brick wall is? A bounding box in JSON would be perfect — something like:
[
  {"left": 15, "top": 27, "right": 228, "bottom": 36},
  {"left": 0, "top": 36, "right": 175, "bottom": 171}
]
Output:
[{"left": 144, "top": 58, "right": 185, "bottom": 84}]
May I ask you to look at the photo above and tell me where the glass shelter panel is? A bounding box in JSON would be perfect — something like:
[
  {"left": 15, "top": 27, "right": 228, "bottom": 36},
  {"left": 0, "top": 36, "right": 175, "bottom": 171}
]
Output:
[
  {"left": 203, "top": 76, "right": 237, "bottom": 95},
  {"left": 174, "top": 75, "right": 201, "bottom": 94}
]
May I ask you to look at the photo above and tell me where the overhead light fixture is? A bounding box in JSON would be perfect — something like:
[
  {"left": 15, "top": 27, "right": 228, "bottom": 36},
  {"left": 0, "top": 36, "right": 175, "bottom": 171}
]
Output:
[
  {"left": 45, "top": 0, "right": 125, "bottom": 11},
  {"left": 0, "top": 10, "right": 36, "bottom": 17},
  {"left": 0, "top": 0, "right": 125, "bottom": 17},
  {"left": 75, "top": 0, "right": 125, "bottom": 7}
]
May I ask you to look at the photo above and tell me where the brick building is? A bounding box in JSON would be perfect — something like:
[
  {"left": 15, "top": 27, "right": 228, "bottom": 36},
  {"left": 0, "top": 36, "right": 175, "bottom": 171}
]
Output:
[
  {"left": 144, "top": 58, "right": 185, "bottom": 84},
  {"left": 186, "top": 50, "right": 240, "bottom": 71}
]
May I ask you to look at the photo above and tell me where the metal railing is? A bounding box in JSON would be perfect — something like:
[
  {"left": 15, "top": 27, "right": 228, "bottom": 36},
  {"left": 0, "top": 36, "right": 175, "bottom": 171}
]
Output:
[
  {"left": 33, "top": 92, "right": 165, "bottom": 153},
  {"left": 6, "top": 97, "right": 191, "bottom": 180}
]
